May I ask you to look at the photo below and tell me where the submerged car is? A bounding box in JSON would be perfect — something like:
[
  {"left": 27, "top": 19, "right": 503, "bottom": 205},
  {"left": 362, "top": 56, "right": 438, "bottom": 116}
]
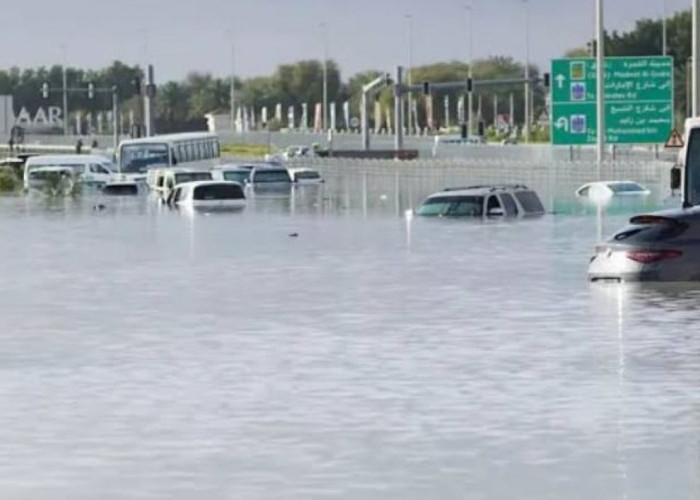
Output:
[
  {"left": 211, "top": 165, "right": 252, "bottom": 185},
  {"left": 576, "top": 181, "right": 650, "bottom": 199},
  {"left": 288, "top": 167, "right": 323, "bottom": 184},
  {"left": 588, "top": 209, "right": 700, "bottom": 282},
  {"left": 25, "top": 166, "right": 77, "bottom": 195},
  {"left": 167, "top": 181, "right": 246, "bottom": 210},
  {"left": 248, "top": 165, "right": 292, "bottom": 185},
  {"left": 416, "top": 185, "right": 545, "bottom": 217}
]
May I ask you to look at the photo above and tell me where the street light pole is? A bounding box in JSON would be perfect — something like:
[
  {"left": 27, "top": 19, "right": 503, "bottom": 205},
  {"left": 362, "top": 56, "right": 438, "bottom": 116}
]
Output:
[
  {"left": 321, "top": 22, "right": 329, "bottom": 132},
  {"left": 523, "top": 0, "right": 530, "bottom": 143},
  {"left": 693, "top": 0, "right": 700, "bottom": 117},
  {"left": 596, "top": 0, "right": 605, "bottom": 163},
  {"left": 406, "top": 14, "right": 413, "bottom": 135},
  {"left": 466, "top": 4, "right": 474, "bottom": 136},
  {"left": 60, "top": 44, "right": 69, "bottom": 136},
  {"left": 662, "top": 0, "right": 668, "bottom": 56},
  {"left": 226, "top": 30, "right": 236, "bottom": 133}
]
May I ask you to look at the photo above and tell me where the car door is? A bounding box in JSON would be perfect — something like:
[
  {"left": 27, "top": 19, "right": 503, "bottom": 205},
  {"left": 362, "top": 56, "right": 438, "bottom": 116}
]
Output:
[{"left": 89, "top": 164, "right": 111, "bottom": 186}]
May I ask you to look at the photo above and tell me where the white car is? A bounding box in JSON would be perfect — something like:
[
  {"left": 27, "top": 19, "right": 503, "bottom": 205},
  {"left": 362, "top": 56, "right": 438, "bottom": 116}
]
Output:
[
  {"left": 288, "top": 167, "right": 323, "bottom": 184},
  {"left": 417, "top": 184, "right": 545, "bottom": 218},
  {"left": 23, "top": 154, "right": 114, "bottom": 190},
  {"left": 25, "top": 166, "right": 77, "bottom": 195},
  {"left": 167, "top": 181, "right": 246, "bottom": 210},
  {"left": 576, "top": 181, "right": 650, "bottom": 199}
]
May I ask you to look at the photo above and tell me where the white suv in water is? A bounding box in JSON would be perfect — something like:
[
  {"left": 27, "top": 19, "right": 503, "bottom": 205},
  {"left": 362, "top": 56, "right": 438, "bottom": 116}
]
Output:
[{"left": 416, "top": 184, "right": 546, "bottom": 218}]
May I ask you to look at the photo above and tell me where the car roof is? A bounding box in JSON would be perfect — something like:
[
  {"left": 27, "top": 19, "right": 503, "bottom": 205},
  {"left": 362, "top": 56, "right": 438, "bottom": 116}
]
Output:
[
  {"left": 26, "top": 154, "right": 111, "bottom": 164},
  {"left": 433, "top": 184, "right": 532, "bottom": 197},
  {"left": 174, "top": 180, "right": 241, "bottom": 188}
]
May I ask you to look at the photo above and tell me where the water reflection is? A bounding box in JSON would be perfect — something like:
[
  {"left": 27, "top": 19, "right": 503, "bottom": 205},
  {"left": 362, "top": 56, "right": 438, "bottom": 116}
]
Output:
[{"left": 1, "top": 173, "right": 699, "bottom": 499}]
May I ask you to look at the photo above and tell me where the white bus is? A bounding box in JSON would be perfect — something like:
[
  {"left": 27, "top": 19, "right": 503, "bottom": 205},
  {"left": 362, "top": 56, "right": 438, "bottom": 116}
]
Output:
[{"left": 116, "top": 132, "right": 221, "bottom": 180}]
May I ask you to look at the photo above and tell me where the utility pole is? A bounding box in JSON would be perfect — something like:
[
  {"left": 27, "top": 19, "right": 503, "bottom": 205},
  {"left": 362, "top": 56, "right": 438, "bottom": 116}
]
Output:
[
  {"left": 229, "top": 33, "right": 236, "bottom": 132},
  {"left": 321, "top": 22, "right": 329, "bottom": 132},
  {"left": 466, "top": 4, "right": 474, "bottom": 136},
  {"left": 662, "top": 0, "right": 668, "bottom": 56},
  {"left": 60, "top": 44, "right": 69, "bottom": 136},
  {"left": 523, "top": 0, "right": 530, "bottom": 143},
  {"left": 394, "top": 66, "right": 404, "bottom": 151},
  {"left": 693, "top": 0, "right": 700, "bottom": 116},
  {"left": 406, "top": 14, "right": 414, "bottom": 135},
  {"left": 596, "top": 0, "right": 605, "bottom": 162},
  {"left": 112, "top": 86, "right": 119, "bottom": 151}
]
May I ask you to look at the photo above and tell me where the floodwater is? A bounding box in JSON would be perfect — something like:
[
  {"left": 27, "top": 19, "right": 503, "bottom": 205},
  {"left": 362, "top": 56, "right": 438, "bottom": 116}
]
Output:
[{"left": 1, "top": 183, "right": 699, "bottom": 500}]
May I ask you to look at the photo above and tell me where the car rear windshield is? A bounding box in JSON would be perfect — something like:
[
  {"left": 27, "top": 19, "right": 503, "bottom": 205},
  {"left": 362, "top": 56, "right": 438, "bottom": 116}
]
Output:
[
  {"left": 514, "top": 191, "right": 545, "bottom": 213},
  {"left": 193, "top": 184, "right": 245, "bottom": 200},
  {"left": 611, "top": 219, "right": 688, "bottom": 243},
  {"left": 609, "top": 182, "right": 646, "bottom": 193},
  {"left": 418, "top": 196, "right": 484, "bottom": 216},
  {"left": 223, "top": 171, "right": 250, "bottom": 183},
  {"left": 253, "top": 169, "right": 290, "bottom": 183},
  {"left": 175, "top": 172, "right": 212, "bottom": 184}
]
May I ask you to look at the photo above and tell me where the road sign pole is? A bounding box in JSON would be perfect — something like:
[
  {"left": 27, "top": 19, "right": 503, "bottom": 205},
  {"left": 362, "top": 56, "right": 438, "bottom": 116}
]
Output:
[{"left": 596, "top": 0, "right": 605, "bottom": 163}]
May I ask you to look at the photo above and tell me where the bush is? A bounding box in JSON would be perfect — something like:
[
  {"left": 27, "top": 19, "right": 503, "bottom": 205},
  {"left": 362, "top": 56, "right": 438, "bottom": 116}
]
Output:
[{"left": 0, "top": 168, "right": 19, "bottom": 192}]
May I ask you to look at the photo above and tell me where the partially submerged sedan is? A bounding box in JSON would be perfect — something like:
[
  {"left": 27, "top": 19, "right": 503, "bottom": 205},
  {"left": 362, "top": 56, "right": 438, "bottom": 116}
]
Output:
[
  {"left": 588, "top": 209, "right": 700, "bottom": 282},
  {"left": 576, "top": 181, "right": 650, "bottom": 199},
  {"left": 416, "top": 185, "right": 545, "bottom": 218}
]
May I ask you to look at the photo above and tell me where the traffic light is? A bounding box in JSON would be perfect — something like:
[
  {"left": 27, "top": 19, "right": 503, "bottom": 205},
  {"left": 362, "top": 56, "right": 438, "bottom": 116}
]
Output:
[
  {"left": 466, "top": 78, "right": 473, "bottom": 93},
  {"left": 133, "top": 77, "right": 142, "bottom": 95},
  {"left": 543, "top": 72, "right": 551, "bottom": 88},
  {"left": 41, "top": 82, "right": 49, "bottom": 99},
  {"left": 87, "top": 82, "right": 95, "bottom": 99},
  {"left": 422, "top": 81, "right": 431, "bottom": 95}
]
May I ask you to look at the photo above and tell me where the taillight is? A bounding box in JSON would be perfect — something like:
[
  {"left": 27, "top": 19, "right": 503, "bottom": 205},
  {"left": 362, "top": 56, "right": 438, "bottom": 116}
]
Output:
[{"left": 626, "top": 249, "right": 683, "bottom": 263}]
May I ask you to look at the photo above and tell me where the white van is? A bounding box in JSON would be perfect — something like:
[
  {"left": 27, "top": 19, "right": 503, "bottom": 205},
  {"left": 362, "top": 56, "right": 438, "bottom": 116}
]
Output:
[{"left": 23, "top": 154, "right": 114, "bottom": 191}]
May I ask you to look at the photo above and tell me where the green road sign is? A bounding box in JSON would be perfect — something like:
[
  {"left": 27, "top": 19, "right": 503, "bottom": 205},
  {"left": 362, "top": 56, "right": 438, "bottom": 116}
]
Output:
[{"left": 550, "top": 56, "right": 674, "bottom": 145}]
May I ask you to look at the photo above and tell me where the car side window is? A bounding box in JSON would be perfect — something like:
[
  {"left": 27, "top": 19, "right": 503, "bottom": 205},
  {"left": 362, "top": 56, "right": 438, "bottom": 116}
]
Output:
[
  {"left": 487, "top": 195, "right": 502, "bottom": 213},
  {"left": 499, "top": 193, "right": 518, "bottom": 215},
  {"left": 578, "top": 186, "right": 590, "bottom": 196}
]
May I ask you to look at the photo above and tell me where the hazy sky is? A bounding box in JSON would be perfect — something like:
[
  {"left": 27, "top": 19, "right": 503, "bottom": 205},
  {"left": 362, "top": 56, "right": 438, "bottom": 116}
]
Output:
[{"left": 0, "top": 0, "right": 689, "bottom": 82}]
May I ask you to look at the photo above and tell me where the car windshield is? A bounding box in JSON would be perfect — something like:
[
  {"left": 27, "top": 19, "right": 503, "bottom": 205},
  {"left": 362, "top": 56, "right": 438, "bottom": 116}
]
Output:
[
  {"left": 295, "top": 171, "right": 320, "bottom": 180},
  {"left": 514, "top": 191, "right": 545, "bottom": 214},
  {"left": 418, "top": 195, "right": 484, "bottom": 216},
  {"left": 120, "top": 143, "right": 170, "bottom": 173},
  {"left": 608, "top": 182, "right": 646, "bottom": 193},
  {"left": 174, "top": 172, "right": 212, "bottom": 184},
  {"left": 193, "top": 183, "right": 245, "bottom": 200},
  {"left": 223, "top": 171, "right": 250, "bottom": 183},
  {"left": 253, "top": 169, "right": 290, "bottom": 183}
]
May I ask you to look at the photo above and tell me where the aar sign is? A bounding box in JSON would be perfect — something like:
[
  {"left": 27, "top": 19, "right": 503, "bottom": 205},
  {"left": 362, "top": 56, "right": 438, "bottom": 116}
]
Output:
[{"left": 14, "top": 106, "right": 64, "bottom": 131}]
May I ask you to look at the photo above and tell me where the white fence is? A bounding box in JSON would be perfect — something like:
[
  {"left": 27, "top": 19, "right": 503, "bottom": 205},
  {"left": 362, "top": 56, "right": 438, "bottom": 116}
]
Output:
[{"left": 284, "top": 157, "right": 675, "bottom": 215}]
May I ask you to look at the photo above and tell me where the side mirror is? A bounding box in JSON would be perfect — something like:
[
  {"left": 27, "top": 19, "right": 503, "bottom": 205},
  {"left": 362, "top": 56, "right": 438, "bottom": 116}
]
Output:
[
  {"left": 671, "top": 165, "right": 682, "bottom": 191},
  {"left": 488, "top": 207, "right": 505, "bottom": 217}
]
